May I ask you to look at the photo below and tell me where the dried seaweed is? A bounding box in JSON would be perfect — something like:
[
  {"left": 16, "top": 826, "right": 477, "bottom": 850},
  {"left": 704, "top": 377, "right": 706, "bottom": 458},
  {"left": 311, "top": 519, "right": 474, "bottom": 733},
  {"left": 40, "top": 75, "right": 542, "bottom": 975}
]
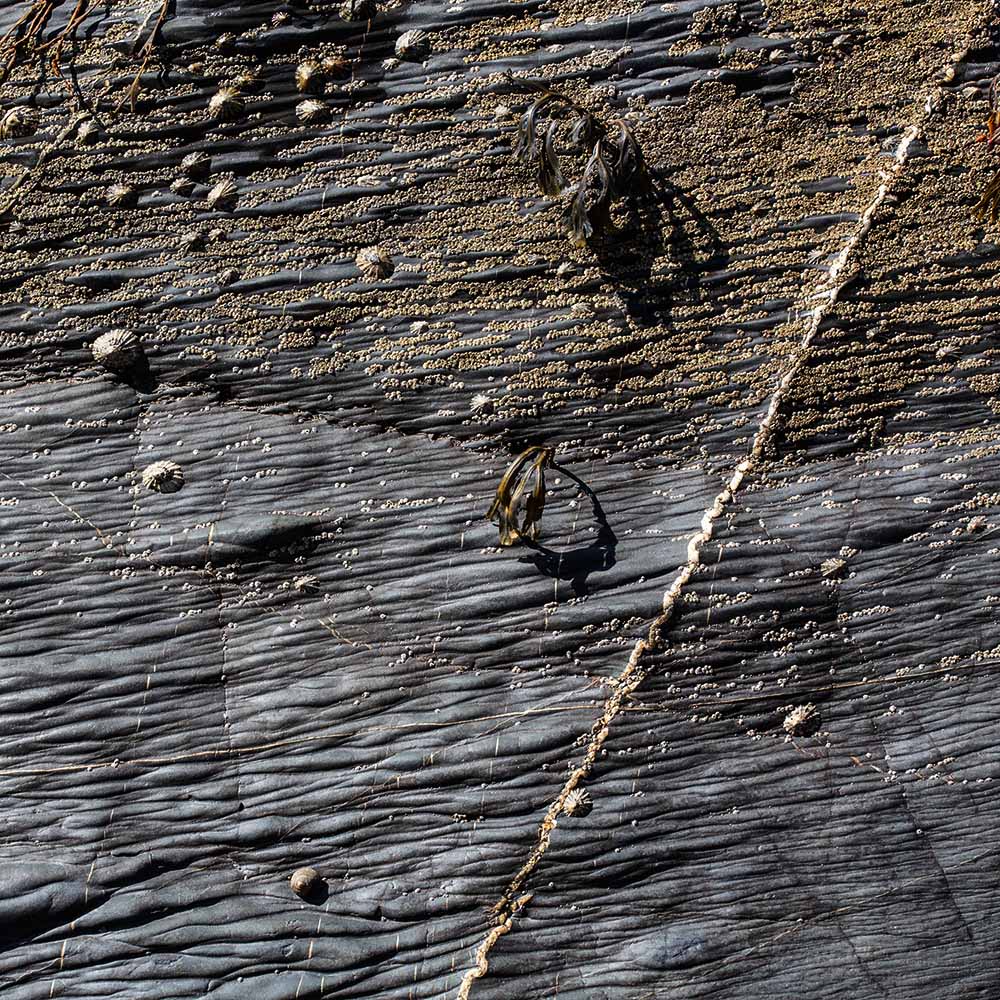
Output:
[
  {"left": 975, "top": 74, "right": 1000, "bottom": 223},
  {"left": 487, "top": 446, "right": 554, "bottom": 547},
  {"left": 506, "top": 72, "right": 651, "bottom": 246},
  {"left": 0, "top": 0, "right": 175, "bottom": 109}
]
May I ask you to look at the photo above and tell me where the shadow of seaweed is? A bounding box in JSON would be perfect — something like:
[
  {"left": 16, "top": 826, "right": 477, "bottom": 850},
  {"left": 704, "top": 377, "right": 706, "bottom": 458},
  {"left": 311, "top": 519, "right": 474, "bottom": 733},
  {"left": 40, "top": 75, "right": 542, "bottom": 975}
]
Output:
[{"left": 518, "top": 461, "right": 617, "bottom": 597}]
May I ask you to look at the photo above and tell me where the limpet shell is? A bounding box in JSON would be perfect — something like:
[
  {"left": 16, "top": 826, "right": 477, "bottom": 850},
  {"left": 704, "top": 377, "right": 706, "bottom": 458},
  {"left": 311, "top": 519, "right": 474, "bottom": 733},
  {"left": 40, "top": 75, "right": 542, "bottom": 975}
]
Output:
[
  {"left": 563, "top": 788, "right": 592, "bottom": 817},
  {"left": 296, "top": 98, "right": 329, "bottom": 124},
  {"left": 208, "top": 86, "right": 245, "bottom": 121},
  {"left": 206, "top": 177, "right": 238, "bottom": 212},
  {"left": 355, "top": 245, "right": 394, "bottom": 281},
  {"left": 105, "top": 183, "right": 137, "bottom": 208},
  {"left": 141, "top": 460, "right": 184, "bottom": 494},
  {"left": 395, "top": 29, "right": 430, "bottom": 61},
  {"left": 0, "top": 107, "right": 38, "bottom": 140},
  {"left": 180, "top": 151, "right": 212, "bottom": 180},
  {"left": 91, "top": 329, "right": 143, "bottom": 373}
]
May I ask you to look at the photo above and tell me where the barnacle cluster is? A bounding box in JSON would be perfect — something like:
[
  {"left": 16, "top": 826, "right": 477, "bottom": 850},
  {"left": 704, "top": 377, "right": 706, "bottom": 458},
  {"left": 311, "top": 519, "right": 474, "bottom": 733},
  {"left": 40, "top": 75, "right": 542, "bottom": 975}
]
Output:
[{"left": 509, "top": 73, "right": 651, "bottom": 246}]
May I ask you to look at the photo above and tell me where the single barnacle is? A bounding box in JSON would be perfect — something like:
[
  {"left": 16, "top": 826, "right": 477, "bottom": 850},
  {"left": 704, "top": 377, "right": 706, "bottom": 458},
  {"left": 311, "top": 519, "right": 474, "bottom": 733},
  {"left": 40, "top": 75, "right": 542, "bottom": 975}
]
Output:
[
  {"left": 295, "top": 59, "right": 325, "bottom": 94},
  {"left": 296, "top": 98, "right": 329, "bottom": 124},
  {"left": 290, "top": 866, "right": 323, "bottom": 899},
  {"left": 395, "top": 29, "right": 430, "bottom": 61},
  {"left": 783, "top": 703, "right": 819, "bottom": 737},
  {"left": 208, "top": 86, "right": 245, "bottom": 121},
  {"left": 0, "top": 107, "right": 38, "bottom": 140},
  {"left": 105, "top": 182, "right": 138, "bottom": 208},
  {"left": 180, "top": 151, "right": 212, "bottom": 180},
  {"left": 563, "top": 788, "right": 592, "bottom": 817},
  {"left": 338, "top": 0, "right": 377, "bottom": 21},
  {"left": 91, "top": 329, "right": 143, "bottom": 374},
  {"left": 170, "top": 177, "right": 195, "bottom": 196},
  {"left": 206, "top": 177, "right": 239, "bottom": 212},
  {"left": 141, "top": 460, "right": 184, "bottom": 494},
  {"left": 355, "top": 245, "right": 394, "bottom": 280}
]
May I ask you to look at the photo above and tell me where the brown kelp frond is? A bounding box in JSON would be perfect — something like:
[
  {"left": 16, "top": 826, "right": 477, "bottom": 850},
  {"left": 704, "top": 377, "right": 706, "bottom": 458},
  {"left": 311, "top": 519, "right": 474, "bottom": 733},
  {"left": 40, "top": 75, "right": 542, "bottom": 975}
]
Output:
[
  {"left": 506, "top": 71, "right": 651, "bottom": 246},
  {"left": 974, "top": 172, "right": 1000, "bottom": 223},
  {"left": 975, "top": 74, "right": 1000, "bottom": 224},
  {"left": 487, "top": 446, "right": 554, "bottom": 546}
]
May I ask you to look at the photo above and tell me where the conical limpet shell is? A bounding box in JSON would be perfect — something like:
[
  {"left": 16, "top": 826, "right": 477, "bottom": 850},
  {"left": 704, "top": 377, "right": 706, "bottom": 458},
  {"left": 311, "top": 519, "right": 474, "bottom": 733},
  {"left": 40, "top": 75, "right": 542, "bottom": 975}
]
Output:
[
  {"left": 206, "top": 177, "right": 238, "bottom": 211},
  {"left": 296, "top": 98, "right": 329, "bottom": 124},
  {"left": 105, "top": 182, "right": 137, "bottom": 208},
  {"left": 91, "top": 329, "right": 143, "bottom": 373},
  {"left": 208, "top": 86, "right": 245, "bottom": 121},
  {"left": 355, "top": 245, "right": 394, "bottom": 281},
  {"left": 295, "top": 59, "right": 325, "bottom": 94},
  {"left": 180, "top": 151, "right": 211, "bottom": 180},
  {"left": 0, "top": 107, "right": 38, "bottom": 140},
  {"left": 395, "top": 29, "right": 430, "bottom": 61},
  {"left": 141, "top": 460, "right": 184, "bottom": 494},
  {"left": 563, "top": 788, "right": 592, "bottom": 817}
]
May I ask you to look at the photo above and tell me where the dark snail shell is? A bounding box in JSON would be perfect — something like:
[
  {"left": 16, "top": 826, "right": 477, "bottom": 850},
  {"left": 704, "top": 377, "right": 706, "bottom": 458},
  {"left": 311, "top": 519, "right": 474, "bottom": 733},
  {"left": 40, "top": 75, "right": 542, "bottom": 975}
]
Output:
[
  {"left": 290, "top": 866, "right": 323, "bottom": 899},
  {"left": 208, "top": 86, "right": 245, "bottom": 121},
  {"left": 355, "top": 245, "right": 394, "bottom": 281},
  {"left": 91, "top": 329, "right": 143, "bottom": 374},
  {"left": 141, "top": 460, "right": 184, "bottom": 494}
]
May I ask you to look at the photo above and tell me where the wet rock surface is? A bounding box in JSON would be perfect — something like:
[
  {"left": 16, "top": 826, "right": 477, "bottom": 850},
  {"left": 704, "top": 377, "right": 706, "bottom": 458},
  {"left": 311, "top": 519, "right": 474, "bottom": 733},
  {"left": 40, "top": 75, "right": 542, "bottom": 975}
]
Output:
[{"left": 1, "top": 1, "right": 999, "bottom": 997}]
